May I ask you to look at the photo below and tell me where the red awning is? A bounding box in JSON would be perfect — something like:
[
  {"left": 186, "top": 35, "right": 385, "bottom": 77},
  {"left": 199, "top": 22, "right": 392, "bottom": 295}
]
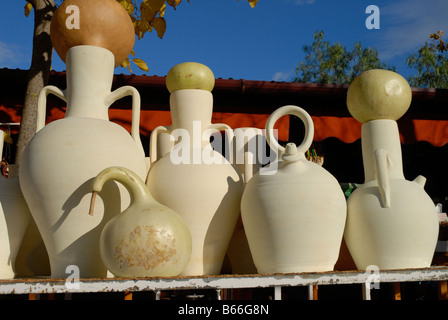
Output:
[
  {"left": 1, "top": 105, "right": 447, "bottom": 147},
  {"left": 0, "top": 69, "right": 447, "bottom": 147}
]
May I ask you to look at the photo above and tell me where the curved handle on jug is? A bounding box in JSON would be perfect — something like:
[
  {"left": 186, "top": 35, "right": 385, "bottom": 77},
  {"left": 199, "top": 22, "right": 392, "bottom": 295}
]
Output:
[
  {"left": 37, "top": 85, "right": 66, "bottom": 133},
  {"left": 106, "top": 86, "right": 145, "bottom": 157},
  {"left": 374, "top": 148, "right": 391, "bottom": 208},
  {"left": 208, "top": 123, "right": 234, "bottom": 162},
  {"left": 149, "top": 125, "right": 171, "bottom": 167},
  {"left": 89, "top": 166, "right": 152, "bottom": 216},
  {"left": 265, "top": 105, "right": 314, "bottom": 160}
]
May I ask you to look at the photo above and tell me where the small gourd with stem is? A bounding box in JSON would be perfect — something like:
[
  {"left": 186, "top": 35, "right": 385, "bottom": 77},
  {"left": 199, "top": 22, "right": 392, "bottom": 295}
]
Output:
[{"left": 89, "top": 166, "right": 192, "bottom": 277}]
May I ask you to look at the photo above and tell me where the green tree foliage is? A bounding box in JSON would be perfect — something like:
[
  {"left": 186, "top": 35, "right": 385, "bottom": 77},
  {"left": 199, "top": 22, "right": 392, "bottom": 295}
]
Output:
[
  {"left": 407, "top": 30, "right": 448, "bottom": 89},
  {"left": 293, "top": 31, "right": 395, "bottom": 85}
]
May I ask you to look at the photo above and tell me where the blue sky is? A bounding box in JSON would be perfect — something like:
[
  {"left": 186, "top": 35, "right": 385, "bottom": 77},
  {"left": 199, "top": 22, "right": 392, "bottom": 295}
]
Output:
[{"left": 0, "top": 0, "right": 447, "bottom": 82}]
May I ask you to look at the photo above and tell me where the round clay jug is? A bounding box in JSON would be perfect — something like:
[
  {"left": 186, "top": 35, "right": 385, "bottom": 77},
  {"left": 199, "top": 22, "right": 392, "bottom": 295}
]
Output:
[
  {"left": 89, "top": 166, "right": 191, "bottom": 277},
  {"left": 0, "top": 132, "right": 31, "bottom": 278},
  {"left": 146, "top": 62, "right": 244, "bottom": 276},
  {"left": 344, "top": 70, "right": 439, "bottom": 270},
  {"left": 19, "top": 46, "right": 147, "bottom": 278},
  {"left": 241, "top": 105, "right": 347, "bottom": 274}
]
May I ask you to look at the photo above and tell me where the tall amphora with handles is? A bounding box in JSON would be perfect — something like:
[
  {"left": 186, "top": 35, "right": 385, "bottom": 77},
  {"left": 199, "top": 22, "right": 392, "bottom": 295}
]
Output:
[{"left": 19, "top": 45, "right": 147, "bottom": 278}]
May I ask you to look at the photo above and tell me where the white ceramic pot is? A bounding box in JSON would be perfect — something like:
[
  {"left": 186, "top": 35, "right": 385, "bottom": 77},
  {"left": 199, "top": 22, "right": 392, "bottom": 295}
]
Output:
[
  {"left": 344, "top": 69, "right": 439, "bottom": 270},
  {"left": 225, "top": 127, "right": 269, "bottom": 275},
  {"left": 241, "top": 105, "right": 347, "bottom": 274},
  {"left": 0, "top": 132, "right": 31, "bottom": 278},
  {"left": 90, "top": 166, "right": 191, "bottom": 277},
  {"left": 19, "top": 45, "right": 147, "bottom": 278},
  {"left": 345, "top": 120, "right": 439, "bottom": 270},
  {"left": 146, "top": 89, "right": 244, "bottom": 276}
]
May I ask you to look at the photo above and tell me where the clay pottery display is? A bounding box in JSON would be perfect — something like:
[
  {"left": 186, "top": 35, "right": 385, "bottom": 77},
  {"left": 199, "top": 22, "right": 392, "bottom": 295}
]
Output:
[
  {"left": 19, "top": 45, "right": 147, "bottom": 278},
  {"left": 146, "top": 62, "right": 244, "bottom": 276},
  {"left": 0, "top": 132, "right": 31, "bottom": 278},
  {"left": 14, "top": 218, "right": 50, "bottom": 277},
  {"left": 241, "top": 105, "right": 347, "bottom": 273},
  {"left": 225, "top": 127, "right": 268, "bottom": 274},
  {"left": 344, "top": 69, "right": 439, "bottom": 270},
  {"left": 231, "top": 127, "right": 276, "bottom": 183},
  {"left": 89, "top": 167, "right": 191, "bottom": 277},
  {"left": 50, "top": 0, "right": 135, "bottom": 67}
]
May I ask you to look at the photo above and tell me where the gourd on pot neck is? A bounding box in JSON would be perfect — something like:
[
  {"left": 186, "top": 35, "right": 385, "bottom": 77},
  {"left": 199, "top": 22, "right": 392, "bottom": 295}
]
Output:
[
  {"left": 165, "top": 62, "right": 216, "bottom": 145},
  {"left": 347, "top": 69, "right": 413, "bottom": 184},
  {"left": 347, "top": 69, "right": 414, "bottom": 208},
  {"left": 50, "top": 0, "right": 136, "bottom": 121}
]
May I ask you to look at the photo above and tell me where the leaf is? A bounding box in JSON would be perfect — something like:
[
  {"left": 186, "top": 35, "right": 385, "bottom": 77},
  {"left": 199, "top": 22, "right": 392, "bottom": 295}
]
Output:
[
  {"left": 3, "top": 132, "right": 12, "bottom": 144},
  {"left": 137, "top": 19, "right": 152, "bottom": 39},
  {"left": 132, "top": 58, "right": 149, "bottom": 72},
  {"left": 248, "top": 0, "right": 258, "bottom": 8},
  {"left": 121, "top": 57, "right": 130, "bottom": 69},
  {"left": 141, "top": 3, "right": 157, "bottom": 23},
  {"left": 159, "top": 3, "right": 167, "bottom": 17},
  {"left": 126, "top": 3, "right": 135, "bottom": 15},
  {"left": 430, "top": 33, "right": 439, "bottom": 40},
  {"left": 152, "top": 17, "right": 166, "bottom": 39},
  {"left": 147, "top": 0, "right": 166, "bottom": 12},
  {"left": 24, "top": 2, "right": 33, "bottom": 17},
  {"left": 166, "top": 0, "right": 182, "bottom": 8}
]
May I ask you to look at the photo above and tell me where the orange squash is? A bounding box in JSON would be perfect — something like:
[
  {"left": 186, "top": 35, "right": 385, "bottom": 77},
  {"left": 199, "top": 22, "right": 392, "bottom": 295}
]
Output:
[{"left": 50, "top": 0, "right": 135, "bottom": 67}]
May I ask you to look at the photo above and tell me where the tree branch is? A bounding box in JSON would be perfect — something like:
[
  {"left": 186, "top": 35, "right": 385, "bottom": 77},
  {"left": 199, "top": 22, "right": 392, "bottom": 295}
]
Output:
[{"left": 15, "top": 0, "right": 56, "bottom": 166}]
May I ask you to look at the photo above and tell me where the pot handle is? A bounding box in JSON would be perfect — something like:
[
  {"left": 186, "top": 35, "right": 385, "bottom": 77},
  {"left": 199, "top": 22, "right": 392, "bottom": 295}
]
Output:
[
  {"left": 149, "top": 125, "right": 170, "bottom": 167},
  {"left": 265, "top": 105, "right": 314, "bottom": 160},
  {"left": 374, "top": 148, "right": 391, "bottom": 208},
  {"left": 106, "top": 86, "right": 145, "bottom": 156},
  {"left": 89, "top": 166, "right": 151, "bottom": 216},
  {"left": 37, "top": 85, "right": 66, "bottom": 133},
  {"left": 209, "top": 123, "right": 234, "bottom": 163}
]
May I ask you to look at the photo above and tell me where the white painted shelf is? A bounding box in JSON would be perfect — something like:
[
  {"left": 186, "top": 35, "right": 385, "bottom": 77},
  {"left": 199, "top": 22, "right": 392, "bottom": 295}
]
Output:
[{"left": 1, "top": 266, "right": 447, "bottom": 299}]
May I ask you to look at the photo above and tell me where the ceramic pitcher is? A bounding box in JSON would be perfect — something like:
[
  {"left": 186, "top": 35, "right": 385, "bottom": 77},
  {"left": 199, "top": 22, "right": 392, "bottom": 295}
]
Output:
[
  {"left": 344, "top": 69, "right": 439, "bottom": 270},
  {"left": 19, "top": 45, "right": 147, "bottom": 278},
  {"left": 241, "top": 105, "right": 347, "bottom": 273},
  {"left": 146, "top": 63, "right": 244, "bottom": 276},
  {"left": 0, "top": 132, "right": 31, "bottom": 278},
  {"left": 225, "top": 127, "right": 271, "bottom": 274}
]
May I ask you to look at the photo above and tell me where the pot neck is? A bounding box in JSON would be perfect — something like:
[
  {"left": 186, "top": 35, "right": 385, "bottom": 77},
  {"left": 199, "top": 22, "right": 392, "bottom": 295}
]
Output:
[
  {"left": 361, "top": 119, "right": 404, "bottom": 182},
  {"left": 169, "top": 89, "right": 213, "bottom": 132},
  {"left": 64, "top": 45, "right": 114, "bottom": 120},
  {"left": 168, "top": 89, "right": 215, "bottom": 148}
]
